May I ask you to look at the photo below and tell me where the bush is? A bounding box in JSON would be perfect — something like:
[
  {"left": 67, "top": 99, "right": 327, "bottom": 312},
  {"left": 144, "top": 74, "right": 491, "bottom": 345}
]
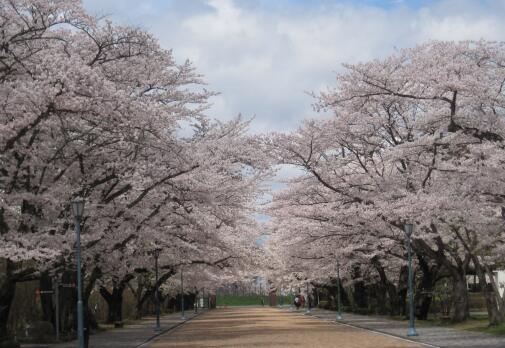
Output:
[
  {"left": 318, "top": 300, "right": 330, "bottom": 309},
  {"left": 0, "top": 340, "right": 20, "bottom": 348},
  {"left": 30, "top": 321, "right": 54, "bottom": 342},
  {"left": 354, "top": 308, "right": 371, "bottom": 315}
]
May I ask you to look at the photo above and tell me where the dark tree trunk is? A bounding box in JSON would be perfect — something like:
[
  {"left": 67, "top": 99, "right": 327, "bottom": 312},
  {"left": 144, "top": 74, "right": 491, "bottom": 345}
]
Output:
[
  {"left": 353, "top": 282, "right": 367, "bottom": 308},
  {"left": 481, "top": 279, "right": 501, "bottom": 325},
  {"left": 40, "top": 272, "right": 54, "bottom": 324},
  {"left": 100, "top": 275, "right": 132, "bottom": 324},
  {"left": 415, "top": 255, "right": 438, "bottom": 320},
  {"left": 398, "top": 266, "right": 408, "bottom": 317},
  {"left": 0, "top": 261, "right": 39, "bottom": 342},
  {"left": 0, "top": 261, "right": 16, "bottom": 343},
  {"left": 417, "top": 294, "right": 433, "bottom": 320},
  {"left": 413, "top": 232, "right": 469, "bottom": 323},
  {"left": 474, "top": 260, "right": 502, "bottom": 325},
  {"left": 372, "top": 257, "right": 400, "bottom": 316},
  {"left": 83, "top": 267, "right": 101, "bottom": 331},
  {"left": 59, "top": 269, "right": 77, "bottom": 334},
  {"left": 351, "top": 266, "right": 367, "bottom": 310},
  {"left": 100, "top": 286, "right": 124, "bottom": 323},
  {"left": 132, "top": 277, "right": 146, "bottom": 320},
  {"left": 451, "top": 274, "right": 469, "bottom": 323},
  {"left": 133, "top": 270, "right": 175, "bottom": 319}
]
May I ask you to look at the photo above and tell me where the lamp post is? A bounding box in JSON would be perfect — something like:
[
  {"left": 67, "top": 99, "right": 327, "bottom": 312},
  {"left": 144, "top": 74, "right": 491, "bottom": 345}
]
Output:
[
  {"left": 53, "top": 275, "right": 60, "bottom": 341},
  {"left": 279, "top": 283, "right": 283, "bottom": 308},
  {"left": 404, "top": 222, "right": 418, "bottom": 337},
  {"left": 289, "top": 286, "right": 294, "bottom": 311},
  {"left": 153, "top": 248, "right": 161, "bottom": 331},
  {"left": 180, "top": 267, "right": 186, "bottom": 320},
  {"left": 305, "top": 282, "right": 311, "bottom": 315},
  {"left": 194, "top": 286, "right": 198, "bottom": 314},
  {"left": 336, "top": 257, "right": 343, "bottom": 320},
  {"left": 202, "top": 287, "right": 205, "bottom": 309},
  {"left": 71, "top": 198, "right": 85, "bottom": 348}
]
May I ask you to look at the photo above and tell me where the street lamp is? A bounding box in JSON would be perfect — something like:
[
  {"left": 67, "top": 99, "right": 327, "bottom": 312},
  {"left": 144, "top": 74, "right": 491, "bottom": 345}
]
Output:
[
  {"left": 404, "top": 222, "right": 418, "bottom": 337},
  {"left": 289, "top": 286, "right": 294, "bottom": 311},
  {"left": 336, "top": 257, "right": 343, "bottom": 320},
  {"left": 71, "top": 198, "right": 85, "bottom": 348},
  {"left": 180, "top": 267, "right": 186, "bottom": 320},
  {"left": 202, "top": 287, "right": 205, "bottom": 309},
  {"left": 153, "top": 248, "right": 162, "bottom": 331},
  {"left": 305, "top": 282, "right": 311, "bottom": 315},
  {"left": 279, "top": 283, "right": 283, "bottom": 308},
  {"left": 194, "top": 286, "right": 198, "bottom": 314}
]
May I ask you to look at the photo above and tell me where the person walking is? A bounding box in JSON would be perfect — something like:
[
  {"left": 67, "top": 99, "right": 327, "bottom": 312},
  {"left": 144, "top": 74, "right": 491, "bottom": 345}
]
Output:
[{"left": 294, "top": 295, "right": 301, "bottom": 310}]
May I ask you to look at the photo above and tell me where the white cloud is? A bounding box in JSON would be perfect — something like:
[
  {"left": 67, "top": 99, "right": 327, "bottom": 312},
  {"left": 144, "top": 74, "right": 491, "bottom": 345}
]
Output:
[{"left": 82, "top": 0, "right": 505, "bottom": 135}]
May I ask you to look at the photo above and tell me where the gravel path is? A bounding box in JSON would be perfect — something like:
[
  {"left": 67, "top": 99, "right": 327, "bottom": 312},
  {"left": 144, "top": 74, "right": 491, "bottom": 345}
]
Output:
[
  {"left": 305, "top": 308, "right": 505, "bottom": 348},
  {"left": 21, "top": 310, "right": 205, "bottom": 348},
  {"left": 149, "top": 307, "right": 424, "bottom": 348}
]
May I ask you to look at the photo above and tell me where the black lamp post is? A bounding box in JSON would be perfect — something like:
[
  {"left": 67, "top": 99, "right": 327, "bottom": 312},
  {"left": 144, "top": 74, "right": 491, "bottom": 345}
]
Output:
[
  {"left": 71, "top": 198, "right": 85, "bottom": 348},
  {"left": 153, "top": 248, "right": 161, "bottom": 331},
  {"left": 180, "top": 267, "right": 186, "bottom": 320},
  {"left": 194, "top": 286, "right": 198, "bottom": 314},
  {"left": 305, "top": 281, "right": 311, "bottom": 315},
  {"left": 336, "top": 257, "right": 343, "bottom": 320},
  {"left": 404, "top": 222, "right": 418, "bottom": 337}
]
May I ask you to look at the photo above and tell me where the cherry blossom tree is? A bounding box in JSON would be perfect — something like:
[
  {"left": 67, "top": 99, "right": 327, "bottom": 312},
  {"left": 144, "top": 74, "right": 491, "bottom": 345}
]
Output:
[
  {"left": 267, "top": 40, "right": 505, "bottom": 324},
  {"left": 0, "top": 0, "right": 271, "bottom": 341}
]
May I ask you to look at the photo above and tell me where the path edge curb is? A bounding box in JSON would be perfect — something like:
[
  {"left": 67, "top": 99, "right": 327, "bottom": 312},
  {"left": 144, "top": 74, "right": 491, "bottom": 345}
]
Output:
[
  {"left": 135, "top": 310, "right": 207, "bottom": 348},
  {"left": 281, "top": 308, "right": 441, "bottom": 348}
]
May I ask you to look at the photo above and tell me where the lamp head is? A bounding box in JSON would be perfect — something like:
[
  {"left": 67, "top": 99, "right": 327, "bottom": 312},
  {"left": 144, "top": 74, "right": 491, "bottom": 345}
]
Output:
[
  {"left": 71, "top": 197, "right": 85, "bottom": 219},
  {"left": 153, "top": 248, "right": 161, "bottom": 258},
  {"left": 404, "top": 223, "right": 414, "bottom": 237}
]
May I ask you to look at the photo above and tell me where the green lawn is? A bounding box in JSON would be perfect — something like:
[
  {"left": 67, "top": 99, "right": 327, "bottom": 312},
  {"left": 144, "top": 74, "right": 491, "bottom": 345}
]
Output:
[
  {"left": 390, "top": 312, "right": 505, "bottom": 336},
  {"left": 217, "top": 295, "right": 294, "bottom": 307},
  {"left": 431, "top": 314, "right": 505, "bottom": 336}
]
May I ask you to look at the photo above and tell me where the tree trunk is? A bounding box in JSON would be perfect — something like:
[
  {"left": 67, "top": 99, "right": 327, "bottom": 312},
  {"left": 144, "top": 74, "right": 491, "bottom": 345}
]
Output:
[
  {"left": 40, "top": 272, "right": 54, "bottom": 324},
  {"left": 133, "top": 270, "right": 174, "bottom": 319},
  {"left": 372, "top": 257, "right": 400, "bottom": 316},
  {"left": 0, "top": 261, "right": 16, "bottom": 343},
  {"left": 451, "top": 274, "right": 469, "bottom": 323},
  {"left": 82, "top": 267, "right": 101, "bottom": 330},
  {"left": 449, "top": 225, "right": 503, "bottom": 325},
  {"left": 59, "top": 269, "right": 77, "bottom": 334},
  {"left": 100, "top": 285, "right": 124, "bottom": 323},
  {"left": 478, "top": 263, "right": 504, "bottom": 325},
  {"left": 131, "top": 276, "right": 146, "bottom": 320},
  {"left": 415, "top": 255, "right": 438, "bottom": 320},
  {"left": 398, "top": 266, "right": 408, "bottom": 317},
  {"left": 413, "top": 233, "right": 469, "bottom": 323},
  {"left": 351, "top": 266, "right": 367, "bottom": 310}
]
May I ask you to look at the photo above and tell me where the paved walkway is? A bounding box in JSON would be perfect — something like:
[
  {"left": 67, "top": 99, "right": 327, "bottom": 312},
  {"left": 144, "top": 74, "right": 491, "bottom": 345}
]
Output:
[
  {"left": 299, "top": 307, "right": 505, "bottom": 348},
  {"left": 149, "top": 307, "right": 424, "bottom": 347},
  {"left": 22, "top": 310, "right": 206, "bottom": 348}
]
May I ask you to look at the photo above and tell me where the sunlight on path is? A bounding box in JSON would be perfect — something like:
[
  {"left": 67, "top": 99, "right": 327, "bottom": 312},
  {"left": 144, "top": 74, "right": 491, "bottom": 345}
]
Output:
[{"left": 149, "top": 307, "right": 423, "bottom": 348}]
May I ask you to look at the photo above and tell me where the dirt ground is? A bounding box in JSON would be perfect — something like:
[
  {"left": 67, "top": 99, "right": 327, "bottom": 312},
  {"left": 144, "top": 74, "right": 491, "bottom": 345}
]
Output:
[{"left": 149, "top": 307, "right": 424, "bottom": 348}]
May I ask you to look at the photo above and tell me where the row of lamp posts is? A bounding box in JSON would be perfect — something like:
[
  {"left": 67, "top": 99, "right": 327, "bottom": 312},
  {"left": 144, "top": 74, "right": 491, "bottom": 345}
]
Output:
[
  {"left": 301, "top": 222, "right": 417, "bottom": 338},
  {"left": 332, "top": 223, "right": 416, "bottom": 336},
  {"left": 72, "top": 198, "right": 417, "bottom": 341},
  {"left": 71, "top": 198, "right": 202, "bottom": 347}
]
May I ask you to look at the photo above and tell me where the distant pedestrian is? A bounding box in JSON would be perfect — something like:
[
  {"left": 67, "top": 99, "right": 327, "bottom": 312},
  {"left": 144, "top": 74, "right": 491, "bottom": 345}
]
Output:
[
  {"left": 261, "top": 297, "right": 265, "bottom": 307},
  {"left": 300, "top": 295, "right": 305, "bottom": 308},
  {"left": 294, "top": 295, "right": 301, "bottom": 310}
]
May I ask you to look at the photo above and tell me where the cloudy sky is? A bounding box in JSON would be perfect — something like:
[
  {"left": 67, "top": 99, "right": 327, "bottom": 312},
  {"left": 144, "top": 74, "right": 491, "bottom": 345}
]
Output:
[{"left": 82, "top": 0, "right": 505, "bottom": 134}]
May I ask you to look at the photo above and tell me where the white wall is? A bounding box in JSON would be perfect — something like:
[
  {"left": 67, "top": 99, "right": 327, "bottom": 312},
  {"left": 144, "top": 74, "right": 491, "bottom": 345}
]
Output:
[{"left": 495, "top": 270, "right": 505, "bottom": 297}]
